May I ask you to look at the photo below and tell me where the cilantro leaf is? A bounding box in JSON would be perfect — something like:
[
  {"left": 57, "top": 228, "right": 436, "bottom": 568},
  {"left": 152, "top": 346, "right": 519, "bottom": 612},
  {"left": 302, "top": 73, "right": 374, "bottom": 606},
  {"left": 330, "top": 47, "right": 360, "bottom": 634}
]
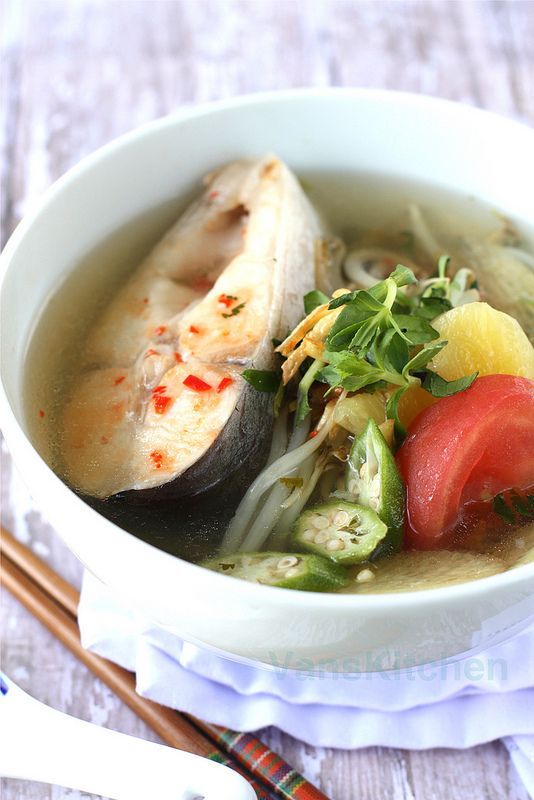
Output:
[
  {"left": 328, "top": 265, "right": 417, "bottom": 311},
  {"left": 296, "top": 359, "right": 324, "bottom": 422},
  {"left": 392, "top": 314, "right": 440, "bottom": 344},
  {"left": 401, "top": 341, "right": 447, "bottom": 379},
  {"left": 318, "top": 351, "right": 385, "bottom": 393},
  {"left": 381, "top": 332, "right": 410, "bottom": 374},
  {"left": 423, "top": 370, "right": 478, "bottom": 397},
  {"left": 388, "top": 264, "right": 418, "bottom": 288},
  {"left": 326, "top": 291, "right": 385, "bottom": 351},
  {"left": 415, "top": 296, "right": 452, "bottom": 320},
  {"left": 304, "top": 289, "right": 329, "bottom": 315},
  {"left": 385, "top": 385, "right": 409, "bottom": 439},
  {"left": 493, "top": 494, "right": 516, "bottom": 524},
  {"left": 242, "top": 369, "right": 280, "bottom": 393}
]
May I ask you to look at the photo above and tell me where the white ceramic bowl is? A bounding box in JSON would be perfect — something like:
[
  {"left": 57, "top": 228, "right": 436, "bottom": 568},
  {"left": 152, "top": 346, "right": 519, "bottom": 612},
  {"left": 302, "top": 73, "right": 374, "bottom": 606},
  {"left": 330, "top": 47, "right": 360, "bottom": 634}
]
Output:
[{"left": 1, "top": 89, "right": 534, "bottom": 673}]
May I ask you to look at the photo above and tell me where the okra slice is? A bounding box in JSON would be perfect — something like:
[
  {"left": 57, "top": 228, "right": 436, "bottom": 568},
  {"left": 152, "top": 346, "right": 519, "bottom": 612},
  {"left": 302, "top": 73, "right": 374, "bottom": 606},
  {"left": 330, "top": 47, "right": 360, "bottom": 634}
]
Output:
[
  {"left": 293, "top": 500, "right": 387, "bottom": 564},
  {"left": 346, "top": 418, "right": 405, "bottom": 555},
  {"left": 202, "top": 551, "right": 347, "bottom": 592}
]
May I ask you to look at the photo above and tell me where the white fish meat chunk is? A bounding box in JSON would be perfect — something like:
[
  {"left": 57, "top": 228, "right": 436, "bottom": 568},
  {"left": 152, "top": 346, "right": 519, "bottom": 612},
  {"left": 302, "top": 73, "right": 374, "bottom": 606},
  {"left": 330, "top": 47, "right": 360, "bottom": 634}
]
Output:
[
  {"left": 83, "top": 274, "right": 201, "bottom": 368},
  {"left": 60, "top": 156, "right": 324, "bottom": 499}
]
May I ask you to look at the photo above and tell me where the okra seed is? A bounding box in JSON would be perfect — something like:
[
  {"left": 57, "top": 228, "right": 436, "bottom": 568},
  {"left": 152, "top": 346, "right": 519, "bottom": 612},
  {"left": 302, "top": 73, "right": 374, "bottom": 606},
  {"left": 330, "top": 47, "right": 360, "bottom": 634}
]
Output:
[
  {"left": 356, "top": 568, "right": 375, "bottom": 583},
  {"left": 277, "top": 556, "right": 298, "bottom": 570},
  {"left": 312, "top": 516, "right": 329, "bottom": 530},
  {"left": 314, "top": 531, "right": 329, "bottom": 544},
  {"left": 284, "top": 567, "right": 299, "bottom": 578},
  {"left": 301, "top": 529, "right": 315, "bottom": 542},
  {"left": 326, "top": 539, "right": 344, "bottom": 551},
  {"left": 348, "top": 479, "right": 359, "bottom": 494},
  {"left": 370, "top": 475, "right": 381, "bottom": 497},
  {"left": 333, "top": 511, "right": 350, "bottom": 526}
]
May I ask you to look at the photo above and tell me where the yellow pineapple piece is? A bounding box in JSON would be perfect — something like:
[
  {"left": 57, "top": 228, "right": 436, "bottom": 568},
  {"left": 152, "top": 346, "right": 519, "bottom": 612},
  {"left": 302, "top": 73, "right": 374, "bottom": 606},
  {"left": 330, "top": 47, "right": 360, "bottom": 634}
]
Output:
[
  {"left": 431, "top": 302, "right": 534, "bottom": 381},
  {"left": 397, "top": 386, "right": 437, "bottom": 428}
]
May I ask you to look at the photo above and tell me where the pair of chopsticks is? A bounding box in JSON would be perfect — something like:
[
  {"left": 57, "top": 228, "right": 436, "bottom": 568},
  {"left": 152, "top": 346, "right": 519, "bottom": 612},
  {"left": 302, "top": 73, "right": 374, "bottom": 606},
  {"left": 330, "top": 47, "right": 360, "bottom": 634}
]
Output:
[{"left": 0, "top": 525, "right": 329, "bottom": 800}]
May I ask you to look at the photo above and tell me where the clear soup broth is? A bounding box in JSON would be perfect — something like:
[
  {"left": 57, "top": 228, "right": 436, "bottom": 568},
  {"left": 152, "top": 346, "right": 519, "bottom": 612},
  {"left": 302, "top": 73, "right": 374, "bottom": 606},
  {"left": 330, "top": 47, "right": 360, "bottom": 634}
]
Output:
[{"left": 24, "top": 168, "right": 534, "bottom": 591}]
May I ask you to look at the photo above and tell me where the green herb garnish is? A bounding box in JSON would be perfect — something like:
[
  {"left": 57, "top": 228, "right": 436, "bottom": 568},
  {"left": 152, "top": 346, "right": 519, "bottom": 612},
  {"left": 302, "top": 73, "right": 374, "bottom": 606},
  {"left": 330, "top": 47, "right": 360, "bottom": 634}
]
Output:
[
  {"left": 222, "top": 302, "right": 246, "bottom": 318},
  {"left": 296, "top": 262, "right": 477, "bottom": 427},
  {"left": 423, "top": 370, "right": 479, "bottom": 398},
  {"left": 242, "top": 369, "right": 280, "bottom": 393},
  {"left": 296, "top": 359, "right": 325, "bottom": 420},
  {"left": 493, "top": 491, "right": 534, "bottom": 524},
  {"left": 304, "top": 289, "right": 330, "bottom": 315}
]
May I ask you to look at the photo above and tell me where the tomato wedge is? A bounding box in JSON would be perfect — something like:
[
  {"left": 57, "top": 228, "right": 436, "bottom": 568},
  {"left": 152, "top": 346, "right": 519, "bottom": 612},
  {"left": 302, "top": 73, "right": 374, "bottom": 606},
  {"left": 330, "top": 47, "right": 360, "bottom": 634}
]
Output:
[{"left": 396, "top": 375, "right": 534, "bottom": 547}]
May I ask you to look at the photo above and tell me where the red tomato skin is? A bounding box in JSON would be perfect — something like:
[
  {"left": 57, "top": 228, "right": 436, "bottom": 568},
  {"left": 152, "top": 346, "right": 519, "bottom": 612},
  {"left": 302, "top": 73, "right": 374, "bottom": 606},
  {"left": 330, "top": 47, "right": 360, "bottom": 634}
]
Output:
[{"left": 396, "top": 375, "right": 534, "bottom": 548}]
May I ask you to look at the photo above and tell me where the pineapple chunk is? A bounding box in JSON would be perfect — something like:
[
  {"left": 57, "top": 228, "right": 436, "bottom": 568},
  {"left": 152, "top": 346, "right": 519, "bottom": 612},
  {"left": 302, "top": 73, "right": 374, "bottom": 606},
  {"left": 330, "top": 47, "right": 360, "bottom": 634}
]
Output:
[{"left": 431, "top": 302, "right": 534, "bottom": 381}]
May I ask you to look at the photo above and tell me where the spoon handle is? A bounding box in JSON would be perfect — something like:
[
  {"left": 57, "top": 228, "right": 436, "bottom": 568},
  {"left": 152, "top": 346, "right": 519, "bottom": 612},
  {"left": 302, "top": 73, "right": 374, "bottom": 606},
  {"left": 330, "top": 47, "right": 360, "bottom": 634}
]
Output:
[{"left": 0, "top": 674, "right": 256, "bottom": 800}]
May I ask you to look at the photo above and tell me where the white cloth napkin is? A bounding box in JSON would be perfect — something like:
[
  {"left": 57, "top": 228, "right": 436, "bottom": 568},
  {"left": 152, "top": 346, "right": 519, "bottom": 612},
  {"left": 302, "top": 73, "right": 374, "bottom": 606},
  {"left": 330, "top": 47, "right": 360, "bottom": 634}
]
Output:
[{"left": 79, "top": 570, "right": 534, "bottom": 797}]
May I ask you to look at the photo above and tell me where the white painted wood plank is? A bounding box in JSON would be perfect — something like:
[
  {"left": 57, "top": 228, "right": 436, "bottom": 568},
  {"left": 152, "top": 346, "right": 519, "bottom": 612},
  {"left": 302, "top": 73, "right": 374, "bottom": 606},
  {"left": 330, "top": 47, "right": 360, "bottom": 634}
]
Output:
[{"left": 2, "top": 0, "right": 532, "bottom": 797}]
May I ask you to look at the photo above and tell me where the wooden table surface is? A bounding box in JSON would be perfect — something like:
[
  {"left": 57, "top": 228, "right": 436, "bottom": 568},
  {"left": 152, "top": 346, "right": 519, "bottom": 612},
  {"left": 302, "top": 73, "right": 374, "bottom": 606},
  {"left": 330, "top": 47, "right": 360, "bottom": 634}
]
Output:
[{"left": 1, "top": 1, "right": 533, "bottom": 797}]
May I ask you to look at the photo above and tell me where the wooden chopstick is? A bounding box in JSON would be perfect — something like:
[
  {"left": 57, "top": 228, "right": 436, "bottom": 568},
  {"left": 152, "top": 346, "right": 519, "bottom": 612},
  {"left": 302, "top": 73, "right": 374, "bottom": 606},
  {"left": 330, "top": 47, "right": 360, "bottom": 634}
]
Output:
[
  {"left": 0, "top": 526, "right": 330, "bottom": 800},
  {"left": 1, "top": 527, "right": 79, "bottom": 617}
]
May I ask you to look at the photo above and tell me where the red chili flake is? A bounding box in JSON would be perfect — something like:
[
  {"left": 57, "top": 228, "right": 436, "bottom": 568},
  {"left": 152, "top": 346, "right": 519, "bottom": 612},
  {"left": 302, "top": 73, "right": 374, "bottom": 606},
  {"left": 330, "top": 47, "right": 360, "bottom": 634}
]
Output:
[
  {"left": 189, "top": 325, "right": 200, "bottom": 334},
  {"left": 190, "top": 275, "right": 214, "bottom": 292},
  {"left": 150, "top": 450, "right": 164, "bottom": 469},
  {"left": 100, "top": 436, "right": 109, "bottom": 445},
  {"left": 38, "top": 409, "right": 45, "bottom": 418},
  {"left": 154, "top": 325, "right": 167, "bottom": 336},
  {"left": 308, "top": 430, "right": 318, "bottom": 439},
  {"left": 153, "top": 394, "right": 172, "bottom": 415},
  {"left": 217, "top": 293, "right": 237, "bottom": 308},
  {"left": 175, "top": 352, "right": 183, "bottom": 363},
  {"left": 142, "top": 297, "right": 149, "bottom": 304},
  {"left": 152, "top": 385, "right": 167, "bottom": 395},
  {"left": 216, "top": 377, "right": 233, "bottom": 393},
  {"left": 145, "top": 348, "right": 159, "bottom": 357},
  {"left": 183, "top": 374, "right": 212, "bottom": 392},
  {"left": 208, "top": 190, "right": 219, "bottom": 200},
  {"left": 114, "top": 375, "right": 126, "bottom": 386}
]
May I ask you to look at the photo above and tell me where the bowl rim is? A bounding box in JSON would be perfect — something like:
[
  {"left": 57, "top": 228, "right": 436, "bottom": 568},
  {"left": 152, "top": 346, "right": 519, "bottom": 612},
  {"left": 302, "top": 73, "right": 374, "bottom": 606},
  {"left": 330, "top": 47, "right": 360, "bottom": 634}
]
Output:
[{"left": 1, "top": 86, "right": 533, "bottom": 610}]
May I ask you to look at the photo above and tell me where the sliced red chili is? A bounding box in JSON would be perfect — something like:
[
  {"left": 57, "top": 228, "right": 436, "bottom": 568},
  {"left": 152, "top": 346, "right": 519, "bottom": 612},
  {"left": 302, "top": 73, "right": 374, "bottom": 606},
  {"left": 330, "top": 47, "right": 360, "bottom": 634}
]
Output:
[
  {"left": 216, "top": 377, "right": 233, "bottom": 393},
  {"left": 217, "top": 294, "right": 237, "bottom": 308},
  {"left": 154, "top": 325, "right": 167, "bottom": 336},
  {"left": 183, "top": 374, "right": 212, "bottom": 392},
  {"left": 114, "top": 375, "right": 126, "bottom": 385},
  {"left": 175, "top": 352, "right": 183, "bottom": 363},
  {"left": 152, "top": 385, "right": 167, "bottom": 395},
  {"left": 153, "top": 394, "right": 172, "bottom": 414},
  {"left": 308, "top": 430, "right": 318, "bottom": 439},
  {"left": 189, "top": 324, "right": 200, "bottom": 334}
]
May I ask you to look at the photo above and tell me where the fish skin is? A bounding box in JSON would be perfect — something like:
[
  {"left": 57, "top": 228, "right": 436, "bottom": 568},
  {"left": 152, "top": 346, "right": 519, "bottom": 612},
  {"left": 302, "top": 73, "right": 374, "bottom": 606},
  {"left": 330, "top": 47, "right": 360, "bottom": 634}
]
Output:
[
  {"left": 60, "top": 156, "right": 322, "bottom": 500},
  {"left": 129, "top": 382, "right": 273, "bottom": 501}
]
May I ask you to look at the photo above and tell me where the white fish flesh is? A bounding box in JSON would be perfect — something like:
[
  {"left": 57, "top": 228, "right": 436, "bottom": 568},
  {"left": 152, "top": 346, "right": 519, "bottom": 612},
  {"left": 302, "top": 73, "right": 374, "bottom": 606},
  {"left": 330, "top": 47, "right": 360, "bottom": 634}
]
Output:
[{"left": 60, "top": 156, "right": 324, "bottom": 499}]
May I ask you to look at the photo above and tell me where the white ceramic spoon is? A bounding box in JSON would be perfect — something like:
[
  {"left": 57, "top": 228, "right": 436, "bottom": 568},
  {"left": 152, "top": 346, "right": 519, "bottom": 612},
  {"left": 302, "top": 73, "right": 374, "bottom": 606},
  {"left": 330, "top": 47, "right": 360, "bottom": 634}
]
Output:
[{"left": 0, "top": 673, "right": 256, "bottom": 800}]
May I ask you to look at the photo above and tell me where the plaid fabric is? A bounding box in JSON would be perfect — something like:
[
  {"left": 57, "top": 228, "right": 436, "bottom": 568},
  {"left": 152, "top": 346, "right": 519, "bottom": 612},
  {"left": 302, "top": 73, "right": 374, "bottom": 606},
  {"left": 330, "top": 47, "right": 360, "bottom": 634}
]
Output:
[{"left": 209, "top": 730, "right": 329, "bottom": 800}]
